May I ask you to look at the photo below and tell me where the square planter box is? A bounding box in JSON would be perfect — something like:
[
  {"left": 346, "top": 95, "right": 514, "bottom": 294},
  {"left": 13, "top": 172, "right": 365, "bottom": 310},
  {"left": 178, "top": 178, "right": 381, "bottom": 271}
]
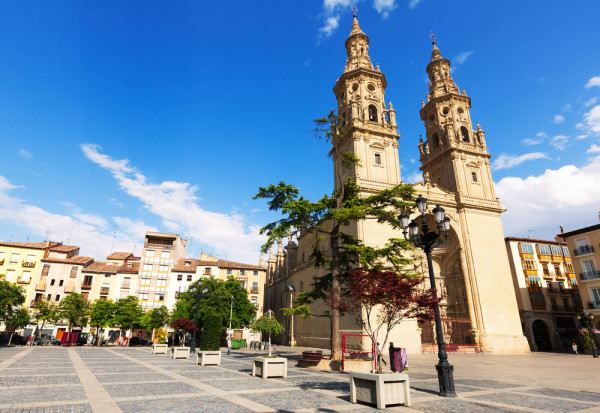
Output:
[
  {"left": 170, "top": 346, "right": 190, "bottom": 359},
  {"left": 349, "top": 371, "right": 411, "bottom": 410},
  {"left": 252, "top": 357, "right": 287, "bottom": 379},
  {"left": 152, "top": 344, "right": 168, "bottom": 354},
  {"left": 196, "top": 351, "right": 221, "bottom": 366}
]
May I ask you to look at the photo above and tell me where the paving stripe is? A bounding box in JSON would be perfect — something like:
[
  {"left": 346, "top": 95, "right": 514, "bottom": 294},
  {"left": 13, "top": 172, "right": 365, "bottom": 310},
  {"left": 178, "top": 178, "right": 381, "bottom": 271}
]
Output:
[
  {"left": 0, "top": 399, "right": 90, "bottom": 410},
  {"left": 0, "top": 347, "right": 33, "bottom": 370},
  {"left": 106, "top": 349, "right": 276, "bottom": 413},
  {"left": 68, "top": 348, "right": 123, "bottom": 413}
]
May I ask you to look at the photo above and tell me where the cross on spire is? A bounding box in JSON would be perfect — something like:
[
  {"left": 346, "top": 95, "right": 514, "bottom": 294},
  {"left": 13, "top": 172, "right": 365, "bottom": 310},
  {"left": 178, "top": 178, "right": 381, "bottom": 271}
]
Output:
[
  {"left": 429, "top": 31, "right": 437, "bottom": 45},
  {"left": 351, "top": 5, "right": 358, "bottom": 16}
]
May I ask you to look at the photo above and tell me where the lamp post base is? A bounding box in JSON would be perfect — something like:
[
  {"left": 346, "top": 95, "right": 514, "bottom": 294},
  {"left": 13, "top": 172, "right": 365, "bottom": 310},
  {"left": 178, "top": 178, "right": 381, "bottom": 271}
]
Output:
[{"left": 435, "top": 361, "right": 456, "bottom": 397}]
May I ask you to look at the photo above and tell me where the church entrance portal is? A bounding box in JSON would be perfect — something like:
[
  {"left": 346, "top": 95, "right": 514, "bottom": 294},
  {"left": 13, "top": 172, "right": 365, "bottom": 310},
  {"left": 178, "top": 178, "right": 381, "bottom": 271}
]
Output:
[{"left": 532, "top": 320, "right": 552, "bottom": 351}]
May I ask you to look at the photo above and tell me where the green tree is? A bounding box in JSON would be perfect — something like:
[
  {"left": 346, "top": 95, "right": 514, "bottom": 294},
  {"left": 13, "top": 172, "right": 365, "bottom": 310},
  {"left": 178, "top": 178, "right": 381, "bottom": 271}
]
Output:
[
  {"left": 6, "top": 308, "right": 31, "bottom": 345},
  {"left": 114, "top": 296, "right": 144, "bottom": 346},
  {"left": 89, "top": 299, "right": 116, "bottom": 346},
  {"left": 59, "top": 293, "right": 89, "bottom": 332},
  {"left": 143, "top": 305, "right": 170, "bottom": 343},
  {"left": 0, "top": 276, "right": 26, "bottom": 323},
  {"left": 251, "top": 310, "right": 284, "bottom": 357},
  {"left": 200, "top": 313, "right": 221, "bottom": 351},
  {"left": 172, "top": 276, "right": 255, "bottom": 332},
  {"left": 254, "top": 113, "right": 416, "bottom": 360},
  {"left": 32, "top": 299, "right": 60, "bottom": 340}
]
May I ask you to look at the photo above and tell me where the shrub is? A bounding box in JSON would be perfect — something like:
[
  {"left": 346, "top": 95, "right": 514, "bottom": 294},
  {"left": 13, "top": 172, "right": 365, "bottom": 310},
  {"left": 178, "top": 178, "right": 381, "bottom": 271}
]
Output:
[{"left": 200, "top": 314, "right": 221, "bottom": 351}]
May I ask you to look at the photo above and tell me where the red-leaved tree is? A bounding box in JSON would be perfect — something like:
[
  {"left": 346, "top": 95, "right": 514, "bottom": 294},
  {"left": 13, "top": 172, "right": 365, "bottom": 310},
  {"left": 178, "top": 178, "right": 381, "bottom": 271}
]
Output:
[
  {"left": 346, "top": 268, "right": 439, "bottom": 370},
  {"left": 170, "top": 318, "right": 196, "bottom": 347}
]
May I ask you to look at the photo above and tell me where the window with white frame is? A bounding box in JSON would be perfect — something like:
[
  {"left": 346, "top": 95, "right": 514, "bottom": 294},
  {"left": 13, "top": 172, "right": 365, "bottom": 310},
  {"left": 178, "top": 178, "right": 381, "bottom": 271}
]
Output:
[
  {"left": 139, "top": 293, "right": 148, "bottom": 301},
  {"left": 25, "top": 254, "right": 35, "bottom": 263},
  {"left": 250, "top": 296, "right": 258, "bottom": 305},
  {"left": 591, "top": 288, "right": 600, "bottom": 306},
  {"left": 155, "top": 294, "right": 165, "bottom": 302},
  {"left": 240, "top": 270, "right": 246, "bottom": 275},
  {"left": 374, "top": 153, "right": 382, "bottom": 165},
  {"left": 227, "top": 269, "right": 232, "bottom": 275},
  {"left": 5, "top": 269, "right": 15, "bottom": 282},
  {"left": 161, "top": 251, "right": 170, "bottom": 258},
  {"left": 253, "top": 271, "right": 258, "bottom": 276},
  {"left": 10, "top": 253, "right": 19, "bottom": 263},
  {"left": 157, "top": 279, "right": 167, "bottom": 288},
  {"left": 145, "top": 250, "right": 155, "bottom": 258},
  {"left": 158, "top": 265, "right": 169, "bottom": 273},
  {"left": 140, "top": 278, "right": 151, "bottom": 286},
  {"left": 119, "top": 290, "right": 129, "bottom": 299},
  {"left": 20, "top": 271, "right": 31, "bottom": 283},
  {"left": 143, "top": 264, "right": 152, "bottom": 272},
  {"left": 582, "top": 260, "right": 597, "bottom": 279}
]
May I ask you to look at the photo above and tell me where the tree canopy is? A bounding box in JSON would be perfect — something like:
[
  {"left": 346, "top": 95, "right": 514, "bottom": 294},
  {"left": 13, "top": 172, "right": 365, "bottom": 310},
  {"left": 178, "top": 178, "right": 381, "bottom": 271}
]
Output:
[
  {"left": 59, "top": 293, "right": 89, "bottom": 332},
  {"left": 89, "top": 299, "right": 116, "bottom": 346},
  {"left": 32, "top": 299, "right": 60, "bottom": 338},
  {"left": 114, "top": 296, "right": 144, "bottom": 340},
  {"left": 251, "top": 310, "right": 284, "bottom": 356},
  {"left": 0, "top": 276, "right": 26, "bottom": 322}
]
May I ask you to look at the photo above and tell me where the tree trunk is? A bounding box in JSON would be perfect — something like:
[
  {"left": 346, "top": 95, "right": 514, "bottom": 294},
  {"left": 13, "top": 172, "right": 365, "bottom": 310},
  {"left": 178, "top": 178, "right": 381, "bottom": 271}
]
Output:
[
  {"left": 39, "top": 320, "right": 46, "bottom": 339},
  {"left": 151, "top": 328, "right": 155, "bottom": 343},
  {"left": 8, "top": 332, "right": 14, "bottom": 346},
  {"left": 96, "top": 326, "right": 101, "bottom": 347}
]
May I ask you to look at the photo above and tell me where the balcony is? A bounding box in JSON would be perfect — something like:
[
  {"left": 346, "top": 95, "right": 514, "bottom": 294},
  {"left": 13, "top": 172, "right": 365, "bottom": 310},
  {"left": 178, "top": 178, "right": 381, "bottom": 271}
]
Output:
[
  {"left": 22, "top": 261, "right": 35, "bottom": 268},
  {"left": 250, "top": 289, "right": 259, "bottom": 294},
  {"left": 100, "top": 287, "right": 109, "bottom": 295},
  {"left": 574, "top": 245, "right": 595, "bottom": 256},
  {"left": 0, "top": 259, "right": 4, "bottom": 265},
  {"left": 531, "top": 303, "right": 547, "bottom": 311},
  {"left": 35, "top": 279, "right": 46, "bottom": 291},
  {"left": 589, "top": 301, "right": 600, "bottom": 310},
  {"left": 547, "top": 287, "right": 559, "bottom": 294},
  {"left": 81, "top": 283, "right": 92, "bottom": 290},
  {"left": 29, "top": 299, "right": 42, "bottom": 308},
  {"left": 580, "top": 271, "right": 600, "bottom": 281}
]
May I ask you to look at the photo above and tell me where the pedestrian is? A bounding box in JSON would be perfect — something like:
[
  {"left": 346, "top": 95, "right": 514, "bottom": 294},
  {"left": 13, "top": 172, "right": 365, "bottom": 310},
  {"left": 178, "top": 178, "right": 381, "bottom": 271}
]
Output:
[
  {"left": 377, "top": 342, "right": 387, "bottom": 367},
  {"left": 227, "top": 337, "right": 232, "bottom": 355},
  {"left": 26, "top": 336, "right": 32, "bottom": 346},
  {"left": 166, "top": 333, "right": 172, "bottom": 347},
  {"left": 572, "top": 342, "right": 578, "bottom": 355}
]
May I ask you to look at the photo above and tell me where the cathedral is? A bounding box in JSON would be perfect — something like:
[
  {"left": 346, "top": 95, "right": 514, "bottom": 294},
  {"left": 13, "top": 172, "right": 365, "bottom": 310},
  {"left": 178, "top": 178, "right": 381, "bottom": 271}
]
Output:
[{"left": 263, "top": 15, "right": 530, "bottom": 354}]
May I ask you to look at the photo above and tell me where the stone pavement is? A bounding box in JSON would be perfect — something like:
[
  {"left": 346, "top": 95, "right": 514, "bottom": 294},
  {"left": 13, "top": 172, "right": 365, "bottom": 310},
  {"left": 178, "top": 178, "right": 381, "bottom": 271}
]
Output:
[{"left": 1, "top": 345, "right": 600, "bottom": 412}]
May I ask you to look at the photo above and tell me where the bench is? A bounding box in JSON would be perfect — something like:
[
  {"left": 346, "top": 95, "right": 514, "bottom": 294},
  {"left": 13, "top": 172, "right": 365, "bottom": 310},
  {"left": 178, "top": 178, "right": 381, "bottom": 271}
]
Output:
[
  {"left": 152, "top": 344, "right": 168, "bottom": 354},
  {"left": 299, "top": 351, "right": 323, "bottom": 362},
  {"left": 170, "top": 346, "right": 190, "bottom": 359}
]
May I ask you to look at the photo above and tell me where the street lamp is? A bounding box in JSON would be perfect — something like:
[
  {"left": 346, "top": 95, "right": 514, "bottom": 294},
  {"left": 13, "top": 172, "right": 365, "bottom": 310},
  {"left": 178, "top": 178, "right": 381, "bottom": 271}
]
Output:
[
  {"left": 577, "top": 313, "right": 598, "bottom": 358},
  {"left": 399, "top": 195, "right": 456, "bottom": 397},
  {"left": 190, "top": 285, "right": 209, "bottom": 354},
  {"left": 228, "top": 295, "right": 234, "bottom": 338},
  {"left": 287, "top": 285, "right": 296, "bottom": 347}
]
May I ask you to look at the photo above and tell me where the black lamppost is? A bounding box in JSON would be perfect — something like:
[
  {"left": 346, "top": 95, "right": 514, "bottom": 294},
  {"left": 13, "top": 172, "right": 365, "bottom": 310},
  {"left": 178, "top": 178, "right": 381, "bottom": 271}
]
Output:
[
  {"left": 399, "top": 194, "right": 456, "bottom": 397},
  {"left": 190, "top": 285, "right": 209, "bottom": 354},
  {"left": 577, "top": 313, "right": 598, "bottom": 358}
]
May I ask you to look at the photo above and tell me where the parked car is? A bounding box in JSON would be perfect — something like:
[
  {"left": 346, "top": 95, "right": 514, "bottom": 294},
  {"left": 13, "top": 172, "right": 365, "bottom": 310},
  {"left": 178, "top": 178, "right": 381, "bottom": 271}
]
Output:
[
  {"left": 51, "top": 337, "right": 62, "bottom": 345},
  {"left": 33, "top": 334, "right": 54, "bottom": 346},
  {"left": 76, "top": 332, "right": 90, "bottom": 346},
  {"left": 0, "top": 333, "right": 27, "bottom": 345},
  {"left": 129, "top": 337, "right": 151, "bottom": 346}
]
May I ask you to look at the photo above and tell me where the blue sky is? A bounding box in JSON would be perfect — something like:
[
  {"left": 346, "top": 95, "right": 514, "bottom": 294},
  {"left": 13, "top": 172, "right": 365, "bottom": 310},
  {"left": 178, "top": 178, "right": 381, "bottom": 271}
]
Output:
[{"left": 1, "top": 1, "right": 599, "bottom": 262}]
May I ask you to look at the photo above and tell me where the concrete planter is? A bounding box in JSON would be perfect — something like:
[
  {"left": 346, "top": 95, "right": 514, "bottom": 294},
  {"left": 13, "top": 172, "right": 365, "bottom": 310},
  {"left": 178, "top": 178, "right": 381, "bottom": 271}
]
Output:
[
  {"left": 151, "top": 344, "right": 168, "bottom": 354},
  {"left": 252, "top": 356, "right": 287, "bottom": 379},
  {"left": 170, "top": 346, "right": 190, "bottom": 359},
  {"left": 349, "top": 371, "right": 411, "bottom": 410},
  {"left": 196, "top": 351, "right": 221, "bottom": 366}
]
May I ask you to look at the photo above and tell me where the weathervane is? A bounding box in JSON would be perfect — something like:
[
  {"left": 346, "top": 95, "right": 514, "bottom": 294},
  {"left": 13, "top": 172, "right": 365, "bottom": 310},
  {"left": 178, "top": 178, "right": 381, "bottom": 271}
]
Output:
[
  {"left": 351, "top": 5, "right": 358, "bottom": 16},
  {"left": 429, "top": 31, "right": 437, "bottom": 45}
]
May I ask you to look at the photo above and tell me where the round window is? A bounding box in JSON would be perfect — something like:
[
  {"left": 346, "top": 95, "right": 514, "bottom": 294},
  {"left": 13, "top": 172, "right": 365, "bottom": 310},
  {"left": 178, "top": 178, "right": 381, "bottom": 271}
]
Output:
[
  {"left": 442, "top": 107, "right": 450, "bottom": 115},
  {"left": 457, "top": 107, "right": 464, "bottom": 114},
  {"left": 367, "top": 83, "right": 376, "bottom": 92},
  {"left": 352, "top": 83, "right": 359, "bottom": 92}
]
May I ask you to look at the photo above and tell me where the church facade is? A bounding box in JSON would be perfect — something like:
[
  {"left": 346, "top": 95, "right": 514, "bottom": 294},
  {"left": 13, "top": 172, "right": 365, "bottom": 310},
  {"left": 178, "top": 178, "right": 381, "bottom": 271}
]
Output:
[{"left": 263, "top": 15, "right": 530, "bottom": 354}]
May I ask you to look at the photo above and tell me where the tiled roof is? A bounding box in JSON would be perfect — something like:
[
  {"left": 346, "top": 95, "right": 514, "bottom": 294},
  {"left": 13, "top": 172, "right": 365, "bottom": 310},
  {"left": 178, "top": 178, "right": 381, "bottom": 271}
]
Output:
[
  {"left": 0, "top": 241, "right": 61, "bottom": 250},
  {"left": 106, "top": 252, "right": 133, "bottom": 260},
  {"left": 557, "top": 223, "right": 600, "bottom": 239},
  {"left": 41, "top": 256, "right": 94, "bottom": 265},
  {"left": 505, "top": 237, "right": 566, "bottom": 246},
  {"left": 82, "top": 261, "right": 118, "bottom": 274},
  {"left": 171, "top": 258, "right": 198, "bottom": 273},
  {"left": 145, "top": 232, "right": 179, "bottom": 238},
  {"left": 216, "top": 259, "right": 264, "bottom": 271},
  {"left": 118, "top": 261, "right": 140, "bottom": 274},
  {"left": 49, "top": 245, "right": 80, "bottom": 253}
]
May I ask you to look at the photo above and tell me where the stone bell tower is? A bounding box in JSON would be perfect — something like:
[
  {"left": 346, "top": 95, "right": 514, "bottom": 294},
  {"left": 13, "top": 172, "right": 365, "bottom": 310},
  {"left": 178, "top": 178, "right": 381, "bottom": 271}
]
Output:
[
  {"left": 419, "top": 39, "right": 496, "bottom": 202},
  {"left": 332, "top": 13, "right": 401, "bottom": 193}
]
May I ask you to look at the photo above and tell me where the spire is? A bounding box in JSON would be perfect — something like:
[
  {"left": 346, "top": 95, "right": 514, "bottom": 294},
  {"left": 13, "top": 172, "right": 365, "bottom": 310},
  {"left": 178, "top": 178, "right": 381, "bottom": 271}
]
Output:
[
  {"left": 344, "top": 13, "right": 373, "bottom": 72},
  {"left": 425, "top": 35, "right": 460, "bottom": 98}
]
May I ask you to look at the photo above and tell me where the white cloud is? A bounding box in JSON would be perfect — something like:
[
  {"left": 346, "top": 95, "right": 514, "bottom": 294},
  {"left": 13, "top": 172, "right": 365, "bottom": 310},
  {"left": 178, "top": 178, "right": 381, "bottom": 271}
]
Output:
[
  {"left": 81, "top": 144, "right": 265, "bottom": 263},
  {"left": 583, "top": 105, "right": 600, "bottom": 134},
  {"left": 550, "top": 135, "right": 569, "bottom": 150},
  {"left": 497, "top": 155, "right": 600, "bottom": 239},
  {"left": 453, "top": 51, "right": 473, "bottom": 66},
  {"left": 492, "top": 152, "right": 549, "bottom": 170},
  {"left": 408, "top": 0, "right": 422, "bottom": 9},
  {"left": 562, "top": 103, "right": 572, "bottom": 112},
  {"left": 586, "top": 144, "right": 600, "bottom": 154},
  {"left": 319, "top": 15, "right": 340, "bottom": 37},
  {"left": 18, "top": 148, "right": 33, "bottom": 159},
  {"left": 373, "top": 0, "right": 397, "bottom": 19},
  {"left": 521, "top": 138, "right": 542, "bottom": 146},
  {"left": 585, "top": 76, "right": 600, "bottom": 88},
  {"left": 553, "top": 114, "right": 565, "bottom": 124},
  {"left": 323, "top": 0, "right": 352, "bottom": 11},
  {"left": 584, "top": 97, "right": 598, "bottom": 107}
]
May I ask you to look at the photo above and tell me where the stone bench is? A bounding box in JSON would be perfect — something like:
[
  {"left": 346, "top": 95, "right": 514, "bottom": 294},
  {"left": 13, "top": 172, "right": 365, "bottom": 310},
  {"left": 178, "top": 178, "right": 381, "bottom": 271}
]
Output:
[
  {"left": 299, "top": 350, "right": 323, "bottom": 361},
  {"left": 350, "top": 371, "right": 411, "bottom": 410},
  {"left": 151, "top": 344, "right": 168, "bottom": 354},
  {"left": 196, "top": 351, "right": 221, "bottom": 366},
  {"left": 170, "top": 346, "right": 190, "bottom": 359}
]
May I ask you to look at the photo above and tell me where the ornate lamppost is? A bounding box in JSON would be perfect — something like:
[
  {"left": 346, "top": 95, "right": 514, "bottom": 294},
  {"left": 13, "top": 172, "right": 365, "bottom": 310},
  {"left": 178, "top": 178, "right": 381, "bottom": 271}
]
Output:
[
  {"left": 577, "top": 313, "right": 598, "bottom": 358},
  {"left": 190, "top": 285, "right": 209, "bottom": 354},
  {"left": 399, "top": 194, "right": 456, "bottom": 397},
  {"left": 228, "top": 295, "right": 234, "bottom": 338},
  {"left": 287, "top": 285, "right": 296, "bottom": 347}
]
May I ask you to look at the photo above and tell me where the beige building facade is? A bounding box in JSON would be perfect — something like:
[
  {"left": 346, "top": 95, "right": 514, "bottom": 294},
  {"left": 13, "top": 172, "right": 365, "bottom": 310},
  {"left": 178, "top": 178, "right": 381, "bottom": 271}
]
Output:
[
  {"left": 558, "top": 220, "right": 600, "bottom": 329},
  {"left": 505, "top": 237, "right": 581, "bottom": 352},
  {"left": 264, "top": 15, "right": 530, "bottom": 354}
]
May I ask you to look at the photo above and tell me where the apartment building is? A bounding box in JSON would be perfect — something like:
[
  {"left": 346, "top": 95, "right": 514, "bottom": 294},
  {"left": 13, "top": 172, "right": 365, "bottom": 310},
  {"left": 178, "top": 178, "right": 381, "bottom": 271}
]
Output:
[
  {"left": 505, "top": 237, "right": 581, "bottom": 352},
  {"left": 168, "top": 256, "right": 219, "bottom": 309},
  {"left": 0, "top": 241, "right": 61, "bottom": 309},
  {"left": 558, "top": 220, "right": 600, "bottom": 329},
  {"left": 137, "top": 232, "right": 186, "bottom": 310},
  {"left": 217, "top": 259, "right": 266, "bottom": 317}
]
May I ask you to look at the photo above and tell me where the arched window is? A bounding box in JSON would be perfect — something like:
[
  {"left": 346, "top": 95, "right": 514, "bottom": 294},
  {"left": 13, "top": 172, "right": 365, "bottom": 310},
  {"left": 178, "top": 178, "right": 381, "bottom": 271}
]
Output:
[
  {"left": 368, "top": 105, "right": 378, "bottom": 121},
  {"left": 460, "top": 127, "right": 470, "bottom": 142}
]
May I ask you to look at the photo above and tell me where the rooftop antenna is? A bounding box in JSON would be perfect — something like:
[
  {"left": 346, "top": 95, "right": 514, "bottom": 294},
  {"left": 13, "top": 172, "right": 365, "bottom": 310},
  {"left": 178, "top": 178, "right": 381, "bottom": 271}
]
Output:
[
  {"left": 44, "top": 231, "right": 50, "bottom": 242},
  {"left": 527, "top": 229, "right": 532, "bottom": 239},
  {"left": 111, "top": 226, "right": 118, "bottom": 253},
  {"left": 132, "top": 241, "right": 136, "bottom": 255},
  {"left": 66, "top": 226, "right": 74, "bottom": 244}
]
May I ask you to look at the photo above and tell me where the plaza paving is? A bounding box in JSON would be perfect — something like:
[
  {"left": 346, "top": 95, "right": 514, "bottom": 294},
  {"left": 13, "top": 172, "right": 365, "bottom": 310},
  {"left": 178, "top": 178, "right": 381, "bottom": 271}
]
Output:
[{"left": 1, "top": 345, "right": 600, "bottom": 412}]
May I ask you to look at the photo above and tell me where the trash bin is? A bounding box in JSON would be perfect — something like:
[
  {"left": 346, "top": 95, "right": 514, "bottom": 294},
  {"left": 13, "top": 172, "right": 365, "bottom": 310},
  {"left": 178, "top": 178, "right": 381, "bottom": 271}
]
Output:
[
  {"left": 389, "top": 342, "right": 408, "bottom": 372},
  {"left": 231, "top": 338, "right": 246, "bottom": 349}
]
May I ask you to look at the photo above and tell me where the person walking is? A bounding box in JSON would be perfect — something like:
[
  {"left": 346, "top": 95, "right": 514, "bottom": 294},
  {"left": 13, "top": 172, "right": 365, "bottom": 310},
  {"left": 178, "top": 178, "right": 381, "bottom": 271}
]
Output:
[
  {"left": 572, "top": 342, "right": 578, "bottom": 355},
  {"left": 227, "top": 337, "right": 232, "bottom": 355}
]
